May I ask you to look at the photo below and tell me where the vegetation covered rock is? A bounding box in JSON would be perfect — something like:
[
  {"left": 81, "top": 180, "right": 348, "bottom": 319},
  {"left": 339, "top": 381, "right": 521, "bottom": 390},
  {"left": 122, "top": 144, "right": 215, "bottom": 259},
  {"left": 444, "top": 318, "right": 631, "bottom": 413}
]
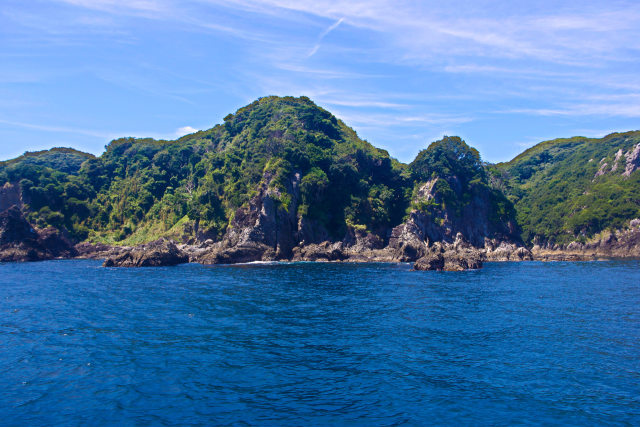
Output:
[
  {"left": 1, "top": 97, "right": 639, "bottom": 267},
  {"left": 0, "top": 205, "right": 76, "bottom": 262},
  {"left": 490, "top": 131, "right": 640, "bottom": 247}
]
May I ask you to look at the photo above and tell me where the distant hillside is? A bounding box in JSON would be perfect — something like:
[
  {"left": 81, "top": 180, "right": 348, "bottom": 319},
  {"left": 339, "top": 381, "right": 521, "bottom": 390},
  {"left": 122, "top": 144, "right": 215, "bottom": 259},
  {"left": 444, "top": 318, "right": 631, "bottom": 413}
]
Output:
[
  {"left": 490, "top": 131, "right": 640, "bottom": 245},
  {"left": 0, "top": 148, "right": 94, "bottom": 175}
]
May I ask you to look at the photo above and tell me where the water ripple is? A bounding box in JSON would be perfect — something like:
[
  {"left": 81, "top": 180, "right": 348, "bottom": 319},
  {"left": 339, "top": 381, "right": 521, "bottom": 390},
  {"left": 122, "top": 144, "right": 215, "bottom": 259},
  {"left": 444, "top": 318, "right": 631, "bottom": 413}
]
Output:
[{"left": 0, "top": 260, "right": 639, "bottom": 425}]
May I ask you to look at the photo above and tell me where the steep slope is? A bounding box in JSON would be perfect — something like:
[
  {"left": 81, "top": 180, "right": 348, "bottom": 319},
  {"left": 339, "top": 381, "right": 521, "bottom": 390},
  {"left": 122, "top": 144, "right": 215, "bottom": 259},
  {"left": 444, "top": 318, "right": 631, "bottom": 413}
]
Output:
[
  {"left": 71, "top": 96, "right": 411, "bottom": 249},
  {"left": 491, "top": 131, "right": 640, "bottom": 246},
  {"left": 0, "top": 148, "right": 95, "bottom": 240},
  {"left": 388, "top": 136, "right": 524, "bottom": 263},
  {"left": 0, "top": 147, "right": 94, "bottom": 175}
]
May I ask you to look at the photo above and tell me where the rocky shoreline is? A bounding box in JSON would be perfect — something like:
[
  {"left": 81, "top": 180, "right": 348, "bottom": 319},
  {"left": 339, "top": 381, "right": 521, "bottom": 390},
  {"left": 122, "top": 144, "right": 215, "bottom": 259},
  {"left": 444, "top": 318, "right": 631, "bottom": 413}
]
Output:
[{"left": 2, "top": 201, "right": 639, "bottom": 271}]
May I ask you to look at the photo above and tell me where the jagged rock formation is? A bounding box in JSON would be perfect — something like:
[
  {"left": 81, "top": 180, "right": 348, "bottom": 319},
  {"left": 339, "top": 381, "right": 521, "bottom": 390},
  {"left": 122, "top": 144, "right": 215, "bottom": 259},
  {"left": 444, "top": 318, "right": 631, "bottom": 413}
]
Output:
[
  {"left": 624, "top": 143, "right": 640, "bottom": 177},
  {"left": 75, "top": 242, "right": 127, "bottom": 260},
  {"left": 484, "top": 239, "right": 533, "bottom": 261},
  {"left": 291, "top": 241, "right": 346, "bottom": 262},
  {"left": 387, "top": 137, "right": 528, "bottom": 269},
  {"left": 413, "top": 238, "right": 484, "bottom": 271},
  {"left": 198, "top": 171, "right": 302, "bottom": 264},
  {"left": 0, "top": 205, "right": 76, "bottom": 262},
  {"left": 593, "top": 143, "right": 640, "bottom": 179},
  {"left": 102, "top": 238, "right": 188, "bottom": 267}
]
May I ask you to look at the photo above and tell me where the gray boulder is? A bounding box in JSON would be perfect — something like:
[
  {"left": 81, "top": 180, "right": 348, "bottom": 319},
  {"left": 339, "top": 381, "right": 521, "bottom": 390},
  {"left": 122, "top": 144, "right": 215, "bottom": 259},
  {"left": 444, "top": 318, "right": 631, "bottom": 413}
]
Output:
[{"left": 103, "top": 238, "right": 188, "bottom": 267}]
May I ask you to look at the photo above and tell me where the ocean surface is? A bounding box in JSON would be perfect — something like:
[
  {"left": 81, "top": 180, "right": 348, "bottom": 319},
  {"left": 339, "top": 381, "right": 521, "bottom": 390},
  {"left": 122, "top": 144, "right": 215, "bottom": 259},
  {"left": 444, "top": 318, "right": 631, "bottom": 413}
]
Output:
[{"left": 1, "top": 260, "right": 639, "bottom": 426}]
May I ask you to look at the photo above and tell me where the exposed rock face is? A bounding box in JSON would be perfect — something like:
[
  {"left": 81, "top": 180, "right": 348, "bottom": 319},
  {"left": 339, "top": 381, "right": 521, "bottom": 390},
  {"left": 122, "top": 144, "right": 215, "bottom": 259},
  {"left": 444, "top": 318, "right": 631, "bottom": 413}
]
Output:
[
  {"left": 75, "top": 242, "right": 126, "bottom": 260},
  {"left": 532, "top": 219, "right": 640, "bottom": 260},
  {"left": 102, "top": 238, "right": 188, "bottom": 267},
  {"left": 414, "top": 251, "right": 445, "bottom": 271},
  {"left": 202, "top": 171, "right": 301, "bottom": 264},
  {"left": 388, "top": 213, "right": 429, "bottom": 262},
  {"left": 389, "top": 177, "right": 520, "bottom": 258},
  {"left": 414, "top": 240, "right": 484, "bottom": 271},
  {"left": 387, "top": 172, "right": 527, "bottom": 270},
  {"left": 0, "top": 205, "right": 76, "bottom": 262},
  {"left": 623, "top": 143, "right": 640, "bottom": 177},
  {"left": 484, "top": 239, "right": 533, "bottom": 261},
  {"left": 594, "top": 143, "right": 640, "bottom": 180},
  {"left": 0, "top": 183, "right": 22, "bottom": 212},
  {"left": 198, "top": 242, "right": 274, "bottom": 264},
  {"left": 292, "top": 241, "right": 346, "bottom": 261}
]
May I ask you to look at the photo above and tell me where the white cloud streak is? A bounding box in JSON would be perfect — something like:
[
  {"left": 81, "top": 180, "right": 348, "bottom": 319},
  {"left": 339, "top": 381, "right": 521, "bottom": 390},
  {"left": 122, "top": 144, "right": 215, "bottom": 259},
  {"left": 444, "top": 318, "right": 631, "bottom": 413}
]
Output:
[
  {"left": 308, "top": 17, "right": 344, "bottom": 57},
  {"left": 176, "top": 126, "right": 198, "bottom": 136}
]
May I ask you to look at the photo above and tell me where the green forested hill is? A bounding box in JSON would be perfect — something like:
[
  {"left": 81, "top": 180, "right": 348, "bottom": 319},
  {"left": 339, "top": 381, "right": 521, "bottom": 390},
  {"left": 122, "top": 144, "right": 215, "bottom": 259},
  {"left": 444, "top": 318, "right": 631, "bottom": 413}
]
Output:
[
  {"left": 490, "top": 131, "right": 640, "bottom": 245},
  {"left": 0, "top": 147, "right": 94, "bottom": 175},
  {"left": 1, "top": 97, "right": 638, "bottom": 248},
  {"left": 1, "top": 96, "right": 412, "bottom": 243}
]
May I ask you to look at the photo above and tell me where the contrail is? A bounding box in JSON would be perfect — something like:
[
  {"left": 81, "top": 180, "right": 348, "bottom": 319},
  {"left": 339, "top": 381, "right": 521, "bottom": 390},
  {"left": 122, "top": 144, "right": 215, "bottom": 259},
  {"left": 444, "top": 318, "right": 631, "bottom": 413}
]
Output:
[{"left": 308, "top": 17, "right": 344, "bottom": 57}]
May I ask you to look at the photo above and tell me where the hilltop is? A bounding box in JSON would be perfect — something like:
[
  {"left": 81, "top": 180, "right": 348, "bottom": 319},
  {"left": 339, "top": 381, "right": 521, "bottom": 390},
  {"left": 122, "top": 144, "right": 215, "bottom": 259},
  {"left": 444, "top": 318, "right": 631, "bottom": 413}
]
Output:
[{"left": 490, "top": 131, "right": 640, "bottom": 246}]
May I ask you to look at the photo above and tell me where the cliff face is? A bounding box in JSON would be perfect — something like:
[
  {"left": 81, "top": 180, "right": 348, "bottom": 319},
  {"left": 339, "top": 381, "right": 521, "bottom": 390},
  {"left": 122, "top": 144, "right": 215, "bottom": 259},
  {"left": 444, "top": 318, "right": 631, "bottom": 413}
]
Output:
[
  {"left": 198, "top": 171, "right": 303, "bottom": 263},
  {"left": 387, "top": 137, "right": 526, "bottom": 265},
  {"left": 0, "top": 205, "right": 76, "bottom": 262},
  {"left": 0, "top": 183, "right": 22, "bottom": 212}
]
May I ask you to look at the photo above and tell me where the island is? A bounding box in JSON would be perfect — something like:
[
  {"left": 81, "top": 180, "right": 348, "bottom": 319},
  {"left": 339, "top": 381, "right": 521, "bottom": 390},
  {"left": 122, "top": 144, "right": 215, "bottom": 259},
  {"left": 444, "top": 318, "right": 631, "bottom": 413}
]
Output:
[{"left": 1, "top": 96, "right": 639, "bottom": 270}]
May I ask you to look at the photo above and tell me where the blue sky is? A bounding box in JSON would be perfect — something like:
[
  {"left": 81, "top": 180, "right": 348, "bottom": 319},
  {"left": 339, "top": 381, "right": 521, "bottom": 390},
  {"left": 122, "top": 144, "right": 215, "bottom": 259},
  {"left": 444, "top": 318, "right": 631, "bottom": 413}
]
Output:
[{"left": 1, "top": 0, "right": 639, "bottom": 163}]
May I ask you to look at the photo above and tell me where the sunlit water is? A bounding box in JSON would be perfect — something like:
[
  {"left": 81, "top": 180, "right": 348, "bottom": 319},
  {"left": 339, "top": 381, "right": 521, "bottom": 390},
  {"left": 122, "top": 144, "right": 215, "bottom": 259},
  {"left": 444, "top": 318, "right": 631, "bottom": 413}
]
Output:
[{"left": 1, "top": 260, "right": 639, "bottom": 425}]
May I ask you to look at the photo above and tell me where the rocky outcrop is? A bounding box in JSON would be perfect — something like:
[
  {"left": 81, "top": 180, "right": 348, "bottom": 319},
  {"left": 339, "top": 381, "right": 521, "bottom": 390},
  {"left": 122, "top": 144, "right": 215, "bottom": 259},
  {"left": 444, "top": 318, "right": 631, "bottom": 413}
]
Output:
[
  {"left": 75, "top": 242, "right": 126, "bottom": 260},
  {"left": 0, "top": 205, "right": 76, "bottom": 262},
  {"left": 102, "top": 238, "right": 188, "bottom": 267},
  {"left": 388, "top": 213, "right": 429, "bottom": 262},
  {"left": 0, "top": 183, "right": 22, "bottom": 212},
  {"left": 484, "top": 239, "right": 533, "bottom": 261},
  {"left": 623, "top": 143, "right": 640, "bottom": 177},
  {"left": 197, "top": 242, "right": 274, "bottom": 264},
  {"left": 532, "top": 219, "right": 640, "bottom": 260},
  {"left": 200, "top": 171, "right": 302, "bottom": 264},
  {"left": 594, "top": 143, "right": 640, "bottom": 180},
  {"left": 387, "top": 167, "right": 528, "bottom": 270},
  {"left": 291, "top": 241, "right": 346, "bottom": 261},
  {"left": 414, "top": 240, "right": 484, "bottom": 271}
]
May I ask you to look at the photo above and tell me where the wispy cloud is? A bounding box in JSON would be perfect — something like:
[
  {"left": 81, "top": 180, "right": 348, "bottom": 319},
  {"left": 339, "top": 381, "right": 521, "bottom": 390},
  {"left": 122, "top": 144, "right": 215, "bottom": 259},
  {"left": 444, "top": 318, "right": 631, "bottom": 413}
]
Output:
[
  {"left": 333, "top": 110, "right": 472, "bottom": 128},
  {"left": 176, "top": 126, "right": 198, "bottom": 136},
  {"left": 0, "top": 118, "right": 111, "bottom": 138},
  {"left": 3, "top": 0, "right": 640, "bottom": 162},
  {"left": 308, "top": 17, "right": 343, "bottom": 57},
  {"left": 503, "top": 101, "right": 640, "bottom": 118},
  {"left": 319, "top": 99, "right": 407, "bottom": 109}
]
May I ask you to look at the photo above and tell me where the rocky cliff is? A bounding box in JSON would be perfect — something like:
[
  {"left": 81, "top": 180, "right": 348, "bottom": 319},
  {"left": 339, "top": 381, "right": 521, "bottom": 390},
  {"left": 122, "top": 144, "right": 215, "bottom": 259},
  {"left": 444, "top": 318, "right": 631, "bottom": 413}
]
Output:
[
  {"left": 0, "top": 205, "right": 76, "bottom": 262},
  {"left": 386, "top": 137, "right": 530, "bottom": 269}
]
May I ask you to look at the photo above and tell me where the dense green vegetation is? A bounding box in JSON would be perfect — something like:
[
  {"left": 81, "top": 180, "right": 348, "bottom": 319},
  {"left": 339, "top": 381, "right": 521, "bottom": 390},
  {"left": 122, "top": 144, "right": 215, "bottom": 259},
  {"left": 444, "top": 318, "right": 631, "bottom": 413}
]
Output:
[
  {"left": 1, "top": 96, "right": 411, "bottom": 243},
  {"left": 0, "top": 148, "right": 96, "bottom": 239},
  {"left": 1, "top": 97, "right": 638, "bottom": 247},
  {"left": 409, "top": 136, "right": 519, "bottom": 237},
  {"left": 491, "top": 131, "right": 640, "bottom": 245}
]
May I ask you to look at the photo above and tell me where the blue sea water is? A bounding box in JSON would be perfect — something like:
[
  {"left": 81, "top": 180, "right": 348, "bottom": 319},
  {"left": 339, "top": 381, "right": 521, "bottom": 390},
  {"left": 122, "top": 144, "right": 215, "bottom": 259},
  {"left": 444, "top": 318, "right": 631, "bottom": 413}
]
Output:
[{"left": 1, "top": 260, "right": 639, "bottom": 426}]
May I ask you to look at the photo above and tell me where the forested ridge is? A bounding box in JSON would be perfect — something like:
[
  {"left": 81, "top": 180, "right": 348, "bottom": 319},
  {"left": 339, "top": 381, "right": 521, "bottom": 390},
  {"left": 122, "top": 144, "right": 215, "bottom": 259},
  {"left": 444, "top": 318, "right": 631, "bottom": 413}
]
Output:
[{"left": 1, "top": 96, "right": 638, "bottom": 247}]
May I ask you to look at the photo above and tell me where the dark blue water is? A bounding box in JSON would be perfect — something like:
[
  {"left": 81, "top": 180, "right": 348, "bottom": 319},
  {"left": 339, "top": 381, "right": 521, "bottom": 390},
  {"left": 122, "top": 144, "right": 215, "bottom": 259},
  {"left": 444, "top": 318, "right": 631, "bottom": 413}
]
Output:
[{"left": 1, "top": 260, "right": 639, "bottom": 425}]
